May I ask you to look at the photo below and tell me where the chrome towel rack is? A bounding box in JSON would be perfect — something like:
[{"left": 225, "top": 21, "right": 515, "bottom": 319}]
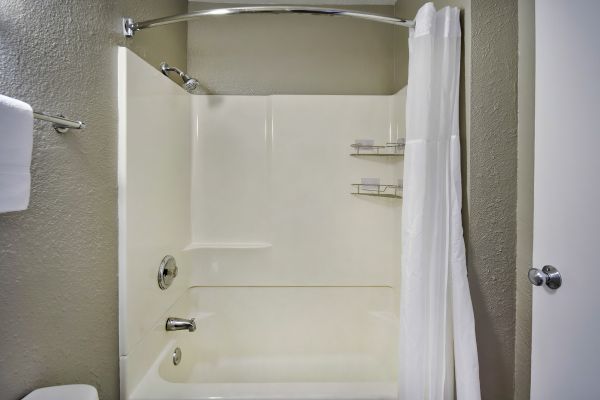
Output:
[{"left": 33, "top": 111, "right": 85, "bottom": 133}]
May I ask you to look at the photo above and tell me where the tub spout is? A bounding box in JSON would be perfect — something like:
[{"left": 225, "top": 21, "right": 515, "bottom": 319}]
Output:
[{"left": 166, "top": 317, "right": 196, "bottom": 332}]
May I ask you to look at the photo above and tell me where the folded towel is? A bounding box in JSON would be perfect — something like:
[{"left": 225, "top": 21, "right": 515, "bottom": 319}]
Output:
[{"left": 0, "top": 94, "right": 33, "bottom": 213}]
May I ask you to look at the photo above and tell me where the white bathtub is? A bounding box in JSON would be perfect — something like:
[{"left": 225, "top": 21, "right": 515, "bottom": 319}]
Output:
[{"left": 128, "top": 287, "right": 398, "bottom": 400}]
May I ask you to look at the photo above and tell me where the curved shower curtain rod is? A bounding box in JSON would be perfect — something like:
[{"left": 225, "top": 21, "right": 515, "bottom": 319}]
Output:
[{"left": 123, "top": 6, "right": 415, "bottom": 37}]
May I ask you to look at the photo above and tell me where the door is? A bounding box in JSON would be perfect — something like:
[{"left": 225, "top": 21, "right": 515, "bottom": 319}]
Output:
[{"left": 531, "top": 1, "right": 600, "bottom": 399}]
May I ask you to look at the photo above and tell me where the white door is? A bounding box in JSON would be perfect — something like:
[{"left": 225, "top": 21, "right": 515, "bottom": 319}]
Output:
[{"left": 531, "top": 1, "right": 600, "bottom": 399}]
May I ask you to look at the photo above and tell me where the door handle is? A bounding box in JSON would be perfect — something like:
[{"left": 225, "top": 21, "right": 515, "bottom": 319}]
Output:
[{"left": 528, "top": 265, "right": 562, "bottom": 290}]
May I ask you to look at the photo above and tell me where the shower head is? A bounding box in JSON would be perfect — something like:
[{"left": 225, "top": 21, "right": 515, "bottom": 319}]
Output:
[
  {"left": 183, "top": 77, "right": 199, "bottom": 92},
  {"left": 160, "top": 62, "right": 200, "bottom": 93}
]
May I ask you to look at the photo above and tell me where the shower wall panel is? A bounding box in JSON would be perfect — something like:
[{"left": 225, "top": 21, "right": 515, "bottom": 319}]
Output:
[
  {"left": 118, "top": 47, "right": 191, "bottom": 372},
  {"left": 189, "top": 93, "right": 405, "bottom": 287},
  {"left": 191, "top": 96, "right": 270, "bottom": 246}
]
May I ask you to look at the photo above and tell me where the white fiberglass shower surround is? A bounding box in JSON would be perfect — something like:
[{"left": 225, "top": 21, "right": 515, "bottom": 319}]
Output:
[{"left": 118, "top": 3, "right": 479, "bottom": 400}]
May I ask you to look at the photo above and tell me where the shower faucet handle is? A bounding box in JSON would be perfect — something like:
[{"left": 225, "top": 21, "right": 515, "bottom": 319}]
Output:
[{"left": 158, "top": 255, "right": 178, "bottom": 290}]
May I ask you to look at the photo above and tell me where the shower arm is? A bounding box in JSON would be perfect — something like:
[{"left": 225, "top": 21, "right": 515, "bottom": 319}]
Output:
[
  {"left": 123, "top": 6, "right": 415, "bottom": 37},
  {"left": 160, "top": 62, "right": 191, "bottom": 81}
]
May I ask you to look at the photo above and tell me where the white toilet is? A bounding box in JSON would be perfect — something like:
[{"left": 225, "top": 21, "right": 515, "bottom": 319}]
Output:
[{"left": 22, "top": 385, "right": 98, "bottom": 400}]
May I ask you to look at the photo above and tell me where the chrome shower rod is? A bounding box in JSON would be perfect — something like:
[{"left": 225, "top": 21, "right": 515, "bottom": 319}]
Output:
[{"left": 123, "top": 6, "right": 415, "bottom": 37}]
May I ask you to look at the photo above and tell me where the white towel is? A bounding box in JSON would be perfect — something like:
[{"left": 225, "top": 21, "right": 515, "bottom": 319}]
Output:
[{"left": 0, "top": 94, "right": 33, "bottom": 213}]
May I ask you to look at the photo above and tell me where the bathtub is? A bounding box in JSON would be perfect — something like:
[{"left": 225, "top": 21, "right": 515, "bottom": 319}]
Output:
[{"left": 127, "top": 287, "right": 398, "bottom": 400}]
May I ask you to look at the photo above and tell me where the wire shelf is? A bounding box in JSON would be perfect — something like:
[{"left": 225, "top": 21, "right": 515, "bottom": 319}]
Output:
[
  {"left": 350, "top": 141, "right": 405, "bottom": 156},
  {"left": 351, "top": 183, "right": 402, "bottom": 199}
]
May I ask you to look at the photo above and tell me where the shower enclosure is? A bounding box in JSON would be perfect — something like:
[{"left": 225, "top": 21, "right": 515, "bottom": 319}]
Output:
[
  {"left": 118, "top": 48, "right": 405, "bottom": 399},
  {"left": 118, "top": 3, "right": 479, "bottom": 399}
]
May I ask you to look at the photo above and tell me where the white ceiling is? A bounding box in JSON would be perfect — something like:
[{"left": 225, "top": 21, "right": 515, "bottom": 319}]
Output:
[{"left": 189, "top": 0, "right": 396, "bottom": 5}]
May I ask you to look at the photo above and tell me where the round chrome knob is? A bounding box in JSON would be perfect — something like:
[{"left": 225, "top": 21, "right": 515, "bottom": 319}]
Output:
[
  {"left": 528, "top": 268, "right": 545, "bottom": 286},
  {"left": 528, "top": 265, "right": 562, "bottom": 290},
  {"left": 158, "top": 255, "right": 178, "bottom": 290}
]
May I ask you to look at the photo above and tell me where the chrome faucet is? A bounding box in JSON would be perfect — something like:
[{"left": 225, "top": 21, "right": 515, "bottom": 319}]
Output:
[{"left": 165, "top": 317, "right": 196, "bottom": 332}]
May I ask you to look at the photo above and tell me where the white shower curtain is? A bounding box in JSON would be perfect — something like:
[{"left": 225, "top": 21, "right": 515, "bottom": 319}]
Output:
[{"left": 399, "top": 3, "right": 480, "bottom": 400}]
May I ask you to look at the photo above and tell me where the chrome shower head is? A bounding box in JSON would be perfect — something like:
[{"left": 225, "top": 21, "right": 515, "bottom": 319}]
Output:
[
  {"left": 183, "top": 77, "right": 199, "bottom": 93},
  {"left": 160, "top": 62, "right": 200, "bottom": 93}
]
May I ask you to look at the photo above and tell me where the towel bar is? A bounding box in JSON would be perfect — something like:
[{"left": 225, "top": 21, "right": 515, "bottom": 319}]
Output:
[{"left": 33, "top": 111, "right": 85, "bottom": 133}]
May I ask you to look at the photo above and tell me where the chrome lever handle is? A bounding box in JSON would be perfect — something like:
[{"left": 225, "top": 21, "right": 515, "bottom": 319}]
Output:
[{"left": 528, "top": 265, "right": 562, "bottom": 290}]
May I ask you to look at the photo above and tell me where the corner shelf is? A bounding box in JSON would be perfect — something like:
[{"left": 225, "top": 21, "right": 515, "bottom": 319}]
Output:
[
  {"left": 350, "top": 142, "right": 405, "bottom": 157},
  {"left": 351, "top": 183, "right": 402, "bottom": 199}
]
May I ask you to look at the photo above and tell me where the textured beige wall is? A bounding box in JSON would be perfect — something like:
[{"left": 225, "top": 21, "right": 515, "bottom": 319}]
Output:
[
  {"left": 469, "top": 1, "right": 518, "bottom": 398},
  {"left": 515, "top": 0, "right": 534, "bottom": 398},
  {"left": 187, "top": 2, "right": 397, "bottom": 95},
  {"left": 0, "top": 1, "right": 186, "bottom": 399},
  {"left": 395, "top": 1, "right": 520, "bottom": 399}
]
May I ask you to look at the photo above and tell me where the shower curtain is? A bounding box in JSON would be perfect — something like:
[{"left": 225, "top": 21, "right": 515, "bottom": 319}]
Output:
[{"left": 399, "top": 3, "right": 480, "bottom": 400}]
